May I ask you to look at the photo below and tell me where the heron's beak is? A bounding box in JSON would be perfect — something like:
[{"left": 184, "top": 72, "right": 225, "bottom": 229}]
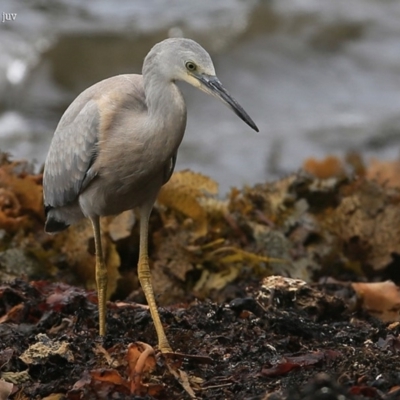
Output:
[{"left": 195, "top": 74, "right": 259, "bottom": 132}]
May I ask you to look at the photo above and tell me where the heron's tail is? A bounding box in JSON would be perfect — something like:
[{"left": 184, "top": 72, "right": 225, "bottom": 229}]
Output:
[
  {"left": 44, "top": 205, "right": 71, "bottom": 233},
  {"left": 45, "top": 217, "right": 70, "bottom": 233}
]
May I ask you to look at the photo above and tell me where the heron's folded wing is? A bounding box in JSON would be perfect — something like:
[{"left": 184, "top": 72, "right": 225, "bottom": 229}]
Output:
[{"left": 43, "top": 100, "right": 99, "bottom": 209}]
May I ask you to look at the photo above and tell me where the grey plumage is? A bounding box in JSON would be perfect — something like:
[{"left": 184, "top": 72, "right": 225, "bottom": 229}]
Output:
[
  {"left": 43, "top": 75, "right": 168, "bottom": 230},
  {"left": 43, "top": 38, "right": 258, "bottom": 349}
]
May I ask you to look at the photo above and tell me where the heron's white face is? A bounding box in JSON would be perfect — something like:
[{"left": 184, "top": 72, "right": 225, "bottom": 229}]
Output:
[
  {"left": 180, "top": 58, "right": 215, "bottom": 88},
  {"left": 149, "top": 38, "right": 258, "bottom": 132},
  {"left": 184, "top": 74, "right": 202, "bottom": 88},
  {"left": 174, "top": 47, "right": 216, "bottom": 87}
]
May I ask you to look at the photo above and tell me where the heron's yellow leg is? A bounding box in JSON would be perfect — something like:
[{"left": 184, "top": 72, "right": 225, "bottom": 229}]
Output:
[
  {"left": 90, "top": 216, "right": 108, "bottom": 336},
  {"left": 138, "top": 206, "right": 172, "bottom": 353}
]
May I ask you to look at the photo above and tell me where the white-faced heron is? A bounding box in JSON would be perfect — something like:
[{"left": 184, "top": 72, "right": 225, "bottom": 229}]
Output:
[{"left": 43, "top": 38, "right": 258, "bottom": 353}]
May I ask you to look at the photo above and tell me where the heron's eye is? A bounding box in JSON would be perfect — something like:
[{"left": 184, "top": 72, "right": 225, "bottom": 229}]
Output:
[{"left": 185, "top": 62, "right": 196, "bottom": 72}]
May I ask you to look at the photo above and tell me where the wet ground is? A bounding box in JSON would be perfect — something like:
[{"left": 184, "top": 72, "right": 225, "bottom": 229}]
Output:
[{"left": 0, "top": 277, "right": 399, "bottom": 399}]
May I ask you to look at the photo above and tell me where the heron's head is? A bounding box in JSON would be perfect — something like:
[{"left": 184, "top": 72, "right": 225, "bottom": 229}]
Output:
[{"left": 146, "top": 38, "right": 259, "bottom": 132}]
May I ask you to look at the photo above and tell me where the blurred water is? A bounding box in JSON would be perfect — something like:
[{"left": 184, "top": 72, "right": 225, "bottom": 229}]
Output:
[{"left": 1, "top": 0, "right": 400, "bottom": 192}]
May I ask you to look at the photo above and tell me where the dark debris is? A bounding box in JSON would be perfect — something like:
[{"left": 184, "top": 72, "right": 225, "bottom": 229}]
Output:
[{"left": 0, "top": 278, "right": 399, "bottom": 399}]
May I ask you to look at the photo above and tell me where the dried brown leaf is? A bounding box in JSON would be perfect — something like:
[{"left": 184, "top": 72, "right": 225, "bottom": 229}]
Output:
[
  {"left": 0, "top": 304, "right": 24, "bottom": 324},
  {"left": 303, "top": 156, "right": 346, "bottom": 179},
  {"left": 352, "top": 281, "right": 400, "bottom": 322},
  {"left": 0, "top": 188, "right": 27, "bottom": 231},
  {"left": 325, "top": 179, "right": 400, "bottom": 270},
  {"left": 126, "top": 342, "right": 162, "bottom": 396},
  {"left": 105, "top": 210, "right": 135, "bottom": 241},
  {"left": 19, "top": 334, "right": 74, "bottom": 364},
  {"left": 366, "top": 158, "right": 400, "bottom": 188},
  {"left": 0, "top": 380, "right": 13, "bottom": 400},
  {"left": 90, "top": 369, "right": 127, "bottom": 387},
  {"left": 166, "top": 362, "right": 197, "bottom": 399},
  {"left": 158, "top": 170, "right": 220, "bottom": 238},
  {"left": 0, "top": 162, "right": 43, "bottom": 217},
  {"left": 0, "top": 348, "right": 13, "bottom": 369},
  {"left": 41, "top": 394, "right": 65, "bottom": 400}
]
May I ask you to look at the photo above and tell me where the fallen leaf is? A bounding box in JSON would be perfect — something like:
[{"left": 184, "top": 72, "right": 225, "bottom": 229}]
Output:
[
  {"left": 303, "top": 156, "right": 346, "bottom": 179},
  {"left": 126, "top": 342, "right": 162, "bottom": 396},
  {"left": 261, "top": 350, "right": 341, "bottom": 377},
  {"left": 352, "top": 281, "right": 400, "bottom": 322},
  {"left": 0, "top": 379, "right": 13, "bottom": 400},
  {"left": 41, "top": 394, "right": 66, "bottom": 400},
  {"left": 366, "top": 158, "right": 400, "bottom": 188},
  {"left": 90, "top": 369, "right": 128, "bottom": 387},
  {"left": 19, "top": 333, "right": 74, "bottom": 364},
  {"left": 0, "top": 349, "right": 13, "bottom": 369},
  {"left": 0, "top": 157, "right": 43, "bottom": 220},
  {"left": 106, "top": 210, "right": 135, "bottom": 241},
  {"left": 158, "top": 170, "right": 221, "bottom": 238}
]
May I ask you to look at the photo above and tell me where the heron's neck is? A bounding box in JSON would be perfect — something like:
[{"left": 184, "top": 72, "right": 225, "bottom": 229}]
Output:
[
  {"left": 144, "top": 75, "right": 183, "bottom": 118},
  {"left": 142, "top": 68, "right": 187, "bottom": 163}
]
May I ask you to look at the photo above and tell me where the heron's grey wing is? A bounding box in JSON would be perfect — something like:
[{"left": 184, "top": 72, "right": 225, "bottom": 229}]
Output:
[
  {"left": 43, "top": 100, "right": 100, "bottom": 209},
  {"left": 162, "top": 152, "right": 177, "bottom": 185}
]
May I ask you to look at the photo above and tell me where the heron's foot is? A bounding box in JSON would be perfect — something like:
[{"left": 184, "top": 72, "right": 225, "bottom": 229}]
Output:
[
  {"left": 159, "top": 342, "right": 173, "bottom": 355},
  {"left": 138, "top": 257, "right": 174, "bottom": 356}
]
